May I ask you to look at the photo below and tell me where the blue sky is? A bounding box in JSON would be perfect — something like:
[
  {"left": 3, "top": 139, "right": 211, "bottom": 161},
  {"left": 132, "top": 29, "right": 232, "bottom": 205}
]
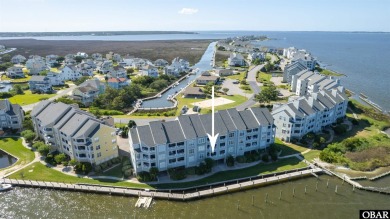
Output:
[{"left": 0, "top": 0, "right": 389, "bottom": 32}]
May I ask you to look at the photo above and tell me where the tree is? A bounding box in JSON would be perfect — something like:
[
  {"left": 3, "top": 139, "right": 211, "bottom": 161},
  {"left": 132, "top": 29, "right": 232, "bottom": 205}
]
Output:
[
  {"left": 149, "top": 79, "right": 169, "bottom": 91},
  {"left": 0, "top": 62, "right": 13, "bottom": 71},
  {"left": 240, "top": 79, "right": 247, "bottom": 85},
  {"left": 126, "top": 68, "right": 134, "bottom": 74},
  {"left": 56, "top": 56, "right": 65, "bottom": 63},
  {"left": 32, "top": 141, "right": 45, "bottom": 150},
  {"left": 149, "top": 167, "right": 159, "bottom": 181},
  {"left": 74, "top": 76, "right": 90, "bottom": 86},
  {"left": 226, "top": 155, "right": 235, "bottom": 167},
  {"left": 254, "top": 85, "right": 279, "bottom": 105},
  {"left": 22, "top": 116, "right": 34, "bottom": 131},
  {"left": 21, "top": 130, "right": 36, "bottom": 143},
  {"left": 1, "top": 54, "right": 11, "bottom": 62},
  {"left": 203, "top": 82, "right": 214, "bottom": 96},
  {"left": 128, "top": 120, "right": 136, "bottom": 128},
  {"left": 74, "top": 56, "right": 83, "bottom": 63},
  {"left": 39, "top": 70, "right": 49, "bottom": 76},
  {"left": 12, "top": 84, "right": 24, "bottom": 95},
  {"left": 222, "top": 87, "right": 229, "bottom": 94},
  {"left": 319, "top": 137, "right": 326, "bottom": 144},
  {"left": 69, "top": 159, "right": 78, "bottom": 166},
  {"left": 54, "top": 153, "right": 67, "bottom": 164},
  {"left": 37, "top": 144, "right": 50, "bottom": 156}
]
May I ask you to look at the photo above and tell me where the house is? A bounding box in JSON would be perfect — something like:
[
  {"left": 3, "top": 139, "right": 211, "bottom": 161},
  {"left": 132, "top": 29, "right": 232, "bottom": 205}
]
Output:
[
  {"left": 164, "top": 57, "right": 189, "bottom": 77},
  {"left": 132, "top": 58, "right": 149, "bottom": 69},
  {"left": 228, "top": 53, "right": 246, "bottom": 66},
  {"left": 215, "top": 69, "right": 234, "bottom": 76},
  {"left": 64, "top": 58, "right": 76, "bottom": 65},
  {"left": 45, "top": 55, "right": 59, "bottom": 67},
  {"left": 81, "top": 59, "right": 97, "bottom": 69},
  {"left": 65, "top": 54, "right": 75, "bottom": 60},
  {"left": 128, "top": 107, "right": 275, "bottom": 174},
  {"left": 283, "top": 62, "right": 308, "bottom": 83},
  {"left": 291, "top": 70, "right": 344, "bottom": 96},
  {"left": 29, "top": 76, "right": 53, "bottom": 93},
  {"left": 183, "top": 87, "right": 206, "bottom": 98},
  {"left": 25, "top": 57, "right": 47, "bottom": 75},
  {"left": 71, "top": 79, "right": 105, "bottom": 106},
  {"left": 196, "top": 71, "right": 220, "bottom": 85},
  {"left": 11, "top": 55, "right": 26, "bottom": 64},
  {"left": 106, "top": 52, "right": 114, "bottom": 60},
  {"left": 31, "top": 101, "right": 119, "bottom": 165},
  {"left": 247, "top": 52, "right": 265, "bottom": 62},
  {"left": 0, "top": 99, "right": 24, "bottom": 131},
  {"left": 272, "top": 89, "right": 348, "bottom": 142},
  {"left": 96, "top": 60, "right": 112, "bottom": 73},
  {"left": 6, "top": 66, "right": 25, "bottom": 78},
  {"left": 76, "top": 52, "right": 88, "bottom": 58},
  {"left": 107, "top": 66, "right": 127, "bottom": 78},
  {"left": 91, "top": 53, "right": 103, "bottom": 61},
  {"left": 59, "top": 65, "right": 82, "bottom": 81},
  {"left": 112, "top": 53, "right": 122, "bottom": 62},
  {"left": 107, "top": 78, "right": 129, "bottom": 89},
  {"left": 46, "top": 72, "right": 65, "bottom": 86},
  {"left": 154, "top": 59, "right": 169, "bottom": 67},
  {"left": 140, "top": 65, "right": 159, "bottom": 78},
  {"left": 77, "top": 63, "right": 93, "bottom": 77}
]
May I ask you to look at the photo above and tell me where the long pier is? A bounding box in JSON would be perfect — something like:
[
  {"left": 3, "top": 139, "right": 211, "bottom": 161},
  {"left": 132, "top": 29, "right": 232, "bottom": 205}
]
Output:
[{"left": 2, "top": 168, "right": 322, "bottom": 201}]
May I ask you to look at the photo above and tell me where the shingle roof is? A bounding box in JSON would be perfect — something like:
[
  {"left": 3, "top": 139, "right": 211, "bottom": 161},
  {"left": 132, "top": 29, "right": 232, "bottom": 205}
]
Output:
[
  {"left": 36, "top": 102, "right": 71, "bottom": 126},
  {"left": 177, "top": 116, "right": 197, "bottom": 139},
  {"left": 129, "top": 128, "right": 140, "bottom": 144},
  {"left": 238, "top": 110, "right": 259, "bottom": 129},
  {"left": 59, "top": 113, "right": 90, "bottom": 136},
  {"left": 137, "top": 125, "right": 155, "bottom": 146},
  {"left": 73, "top": 119, "right": 100, "bottom": 138}
]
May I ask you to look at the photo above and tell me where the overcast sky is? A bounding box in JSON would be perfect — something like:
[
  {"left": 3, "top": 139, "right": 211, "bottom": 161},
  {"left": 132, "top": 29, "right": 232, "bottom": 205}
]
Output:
[{"left": 0, "top": 0, "right": 389, "bottom": 32}]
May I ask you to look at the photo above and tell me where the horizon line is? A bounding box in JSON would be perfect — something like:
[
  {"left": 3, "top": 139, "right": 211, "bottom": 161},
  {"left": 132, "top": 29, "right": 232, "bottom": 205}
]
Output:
[{"left": 0, "top": 30, "right": 389, "bottom": 33}]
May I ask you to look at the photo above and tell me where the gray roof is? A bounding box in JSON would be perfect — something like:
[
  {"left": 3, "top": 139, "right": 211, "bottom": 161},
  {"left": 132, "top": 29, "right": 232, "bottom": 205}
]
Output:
[
  {"left": 0, "top": 100, "right": 7, "bottom": 110},
  {"left": 163, "top": 121, "right": 186, "bottom": 143},
  {"left": 308, "top": 74, "right": 326, "bottom": 85},
  {"left": 129, "top": 128, "right": 140, "bottom": 144},
  {"left": 59, "top": 113, "right": 90, "bottom": 136},
  {"left": 30, "top": 76, "right": 48, "bottom": 82},
  {"left": 218, "top": 110, "right": 237, "bottom": 131},
  {"left": 73, "top": 119, "right": 100, "bottom": 138},
  {"left": 250, "top": 108, "right": 273, "bottom": 125},
  {"left": 36, "top": 102, "right": 71, "bottom": 126},
  {"left": 31, "top": 100, "right": 51, "bottom": 117},
  {"left": 199, "top": 113, "right": 228, "bottom": 136},
  {"left": 137, "top": 125, "right": 154, "bottom": 146},
  {"left": 226, "top": 108, "right": 247, "bottom": 130},
  {"left": 187, "top": 114, "right": 207, "bottom": 137},
  {"left": 149, "top": 121, "right": 168, "bottom": 145},
  {"left": 177, "top": 116, "right": 198, "bottom": 139},
  {"left": 238, "top": 110, "right": 259, "bottom": 129}
]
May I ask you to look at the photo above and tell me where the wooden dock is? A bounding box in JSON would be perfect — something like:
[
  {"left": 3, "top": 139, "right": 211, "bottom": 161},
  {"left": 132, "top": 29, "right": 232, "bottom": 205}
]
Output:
[
  {"left": 1, "top": 168, "right": 322, "bottom": 201},
  {"left": 135, "top": 197, "right": 153, "bottom": 208}
]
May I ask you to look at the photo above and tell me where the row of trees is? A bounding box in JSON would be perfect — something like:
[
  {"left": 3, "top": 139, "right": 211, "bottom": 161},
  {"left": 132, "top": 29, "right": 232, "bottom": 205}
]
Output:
[{"left": 92, "top": 85, "right": 142, "bottom": 110}]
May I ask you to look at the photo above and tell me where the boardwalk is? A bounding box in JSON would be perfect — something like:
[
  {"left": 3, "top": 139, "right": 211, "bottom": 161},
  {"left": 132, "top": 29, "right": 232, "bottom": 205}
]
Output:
[{"left": 2, "top": 168, "right": 322, "bottom": 201}]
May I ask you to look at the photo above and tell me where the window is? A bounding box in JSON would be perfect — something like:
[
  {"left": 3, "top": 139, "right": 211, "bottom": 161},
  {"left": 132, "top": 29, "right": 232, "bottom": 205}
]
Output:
[
  {"left": 239, "top": 132, "right": 244, "bottom": 136},
  {"left": 97, "top": 152, "right": 101, "bottom": 157},
  {"left": 199, "top": 154, "right": 204, "bottom": 159},
  {"left": 220, "top": 150, "right": 225, "bottom": 155},
  {"left": 253, "top": 128, "right": 258, "bottom": 132},
  {"left": 229, "top": 140, "right": 234, "bottom": 145},
  {"left": 229, "top": 133, "right": 235, "bottom": 138},
  {"left": 177, "top": 157, "right": 185, "bottom": 162},
  {"left": 219, "top": 136, "right": 226, "bottom": 140},
  {"left": 189, "top": 148, "right": 195, "bottom": 154},
  {"left": 169, "top": 158, "right": 176, "bottom": 164},
  {"left": 198, "top": 138, "right": 206, "bottom": 144},
  {"left": 245, "top": 143, "right": 251, "bottom": 147},
  {"left": 168, "top": 143, "right": 176, "bottom": 148},
  {"left": 94, "top": 137, "right": 99, "bottom": 142},
  {"left": 198, "top": 145, "right": 205, "bottom": 151},
  {"left": 96, "top": 145, "right": 101, "bottom": 150}
]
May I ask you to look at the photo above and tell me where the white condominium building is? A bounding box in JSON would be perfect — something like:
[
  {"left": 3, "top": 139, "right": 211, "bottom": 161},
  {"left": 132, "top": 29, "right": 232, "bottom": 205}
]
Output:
[{"left": 128, "top": 108, "right": 275, "bottom": 173}]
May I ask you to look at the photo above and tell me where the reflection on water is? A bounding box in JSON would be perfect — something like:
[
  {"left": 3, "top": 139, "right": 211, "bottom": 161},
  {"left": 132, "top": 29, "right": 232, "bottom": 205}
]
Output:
[
  {"left": 1, "top": 175, "right": 389, "bottom": 218},
  {"left": 0, "top": 150, "right": 17, "bottom": 169}
]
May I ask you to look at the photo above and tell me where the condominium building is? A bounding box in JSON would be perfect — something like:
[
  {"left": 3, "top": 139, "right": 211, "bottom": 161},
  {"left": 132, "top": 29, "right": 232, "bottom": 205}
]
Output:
[
  {"left": 0, "top": 99, "right": 24, "bottom": 131},
  {"left": 31, "top": 101, "right": 118, "bottom": 165},
  {"left": 291, "top": 70, "right": 344, "bottom": 96},
  {"left": 128, "top": 107, "right": 275, "bottom": 173},
  {"left": 283, "top": 62, "right": 307, "bottom": 83},
  {"left": 272, "top": 89, "right": 348, "bottom": 142}
]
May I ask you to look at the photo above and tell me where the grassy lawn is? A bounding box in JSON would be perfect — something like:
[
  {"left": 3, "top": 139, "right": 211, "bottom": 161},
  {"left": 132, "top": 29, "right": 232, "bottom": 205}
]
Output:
[
  {"left": 0, "top": 137, "right": 35, "bottom": 170},
  {"left": 302, "top": 150, "right": 321, "bottom": 162},
  {"left": 225, "top": 71, "right": 245, "bottom": 81},
  {"left": 93, "top": 164, "right": 124, "bottom": 178},
  {"left": 213, "top": 95, "right": 247, "bottom": 112},
  {"left": 9, "top": 162, "right": 152, "bottom": 189},
  {"left": 1, "top": 75, "right": 31, "bottom": 82},
  {"left": 175, "top": 94, "right": 206, "bottom": 116},
  {"left": 154, "top": 157, "right": 307, "bottom": 189},
  {"left": 9, "top": 90, "right": 56, "bottom": 106},
  {"left": 257, "top": 71, "right": 272, "bottom": 83},
  {"left": 315, "top": 67, "right": 343, "bottom": 76},
  {"left": 274, "top": 138, "right": 308, "bottom": 157}
]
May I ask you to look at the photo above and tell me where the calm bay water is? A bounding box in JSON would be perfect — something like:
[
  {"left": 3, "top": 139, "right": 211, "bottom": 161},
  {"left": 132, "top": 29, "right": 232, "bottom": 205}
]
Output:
[{"left": 1, "top": 175, "right": 389, "bottom": 218}]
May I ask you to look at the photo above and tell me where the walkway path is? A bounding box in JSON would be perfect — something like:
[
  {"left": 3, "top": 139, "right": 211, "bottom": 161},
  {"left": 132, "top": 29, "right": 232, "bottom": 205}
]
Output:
[{"left": 236, "top": 64, "right": 264, "bottom": 110}]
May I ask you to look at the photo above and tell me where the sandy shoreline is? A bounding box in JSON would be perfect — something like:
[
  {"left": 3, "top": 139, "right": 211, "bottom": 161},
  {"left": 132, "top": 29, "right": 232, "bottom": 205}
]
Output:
[{"left": 0, "top": 39, "right": 212, "bottom": 65}]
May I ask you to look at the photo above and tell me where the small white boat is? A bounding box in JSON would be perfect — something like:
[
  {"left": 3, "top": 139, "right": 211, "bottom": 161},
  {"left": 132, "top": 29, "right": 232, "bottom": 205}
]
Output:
[
  {"left": 175, "top": 82, "right": 179, "bottom": 86},
  {"left": 167, "top": 95, "right": 172, "bottom": 100},
  {"left": 0, "top": 183, "right": 12, "bottom": 191},
  {"left": 158, "top": 94, "right": 162, "bottom": 98}
]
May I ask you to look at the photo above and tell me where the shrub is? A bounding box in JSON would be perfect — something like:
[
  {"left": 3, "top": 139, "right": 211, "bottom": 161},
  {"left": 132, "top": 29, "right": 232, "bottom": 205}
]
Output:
[
  {"left": 261, "top": 154, "right": 269, "bottom": 162},
  {"left": 137, "top": 171, "right": 152, "bottom": 182},
  {"left": 45, "top": 154, "right": 56, "bottom": 166},
  {"left": 351, "top": 118, "right": 359, "bottom": 125},
  {"left": 226, "top": 155, "right": 235, "bottom": 167},
  {"left": 168, "top": 167, "right": 187, "bottom": 180},
  {"left": 69, "top": 159, "right": 78, "bottom": 166},
  {"left": 122, "top": 165, "right": 132, "bottom": 172},
  {"left": 313, "top": 142, "right": 320, "bottom": 149},
  {"left": 54, "top": 153, "right": 66, "bottom": 164},
  {"left": 37, "top": 144, "right": 50, "bottom": 157},
  {"left": 333, "top": 124, "right": 347, "bottom": 135},
  {"left": 124, "top": 169, "right": 133, "bottom": 177},
  {"left": 74, "top": 162, "right": 92, "bottom": 175},
  {"left": 94, "top": 165, "right": 102, "bottom": 173},
  {"left": 21, "top": 130, "right": 36, "bottom": 143},
  {"left": 236, "top": 155, "right": 246, "bottom": 163}
]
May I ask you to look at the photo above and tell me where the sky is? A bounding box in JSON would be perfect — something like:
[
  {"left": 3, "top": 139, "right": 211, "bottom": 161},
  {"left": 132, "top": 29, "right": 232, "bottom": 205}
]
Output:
[{"left": 0, "top": 0, "right": 389, "bottom": 32}]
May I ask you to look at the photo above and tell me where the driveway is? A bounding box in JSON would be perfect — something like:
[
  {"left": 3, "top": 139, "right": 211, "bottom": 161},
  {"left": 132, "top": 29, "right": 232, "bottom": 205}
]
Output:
[
  {"left": 236, "top": 64, "right": 264, "bottom": 110},
  {"left": 114, "top": 117, "right": 176, "bottom": 126},
  {"left": 221, "top": 79, "right": 246, "bottom": 96},
  {"left": 117, "top": 136, "right": 130, "bottom": 157}
]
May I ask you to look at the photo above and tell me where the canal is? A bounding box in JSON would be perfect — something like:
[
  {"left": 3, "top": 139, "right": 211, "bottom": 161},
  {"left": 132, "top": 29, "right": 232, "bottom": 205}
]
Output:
[
  {"left": 0, "top": 150, "right": 17, "bottom": 169},
  {"left": 1, "top": 175, "right": 389, "bottom": 218},
  {"left": 141, "top": 42, "right": 216, "bottom": 108}
]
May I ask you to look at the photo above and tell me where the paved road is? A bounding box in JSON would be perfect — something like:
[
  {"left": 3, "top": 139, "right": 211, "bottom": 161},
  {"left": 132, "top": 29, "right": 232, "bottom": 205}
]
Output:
[
  {"left": 236, "top": 64, "right": 264, "bottom": 110},
  {"left": 22, "top": 83, "right": 77, "bottom": 112},
  {"left": 114, "top": 117, "right": 176, "bottom": 126}
]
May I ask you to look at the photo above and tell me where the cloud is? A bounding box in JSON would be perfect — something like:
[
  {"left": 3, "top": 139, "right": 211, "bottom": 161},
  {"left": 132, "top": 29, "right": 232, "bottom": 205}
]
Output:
[{"left": 178, "top": 8, "right": 199, "bottom": 15}]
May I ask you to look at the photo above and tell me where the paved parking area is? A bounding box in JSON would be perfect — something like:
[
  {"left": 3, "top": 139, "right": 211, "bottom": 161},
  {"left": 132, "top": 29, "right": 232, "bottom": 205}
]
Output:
[{"left": 221, "top": 79, "right": 247, "bottom": 96}]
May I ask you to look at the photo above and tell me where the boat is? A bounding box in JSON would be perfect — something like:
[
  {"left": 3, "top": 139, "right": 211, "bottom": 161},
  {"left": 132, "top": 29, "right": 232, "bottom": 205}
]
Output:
[
  {"left": 167, "top": 95, "right": 172, "bottom": 100},
  {"left": 0, "top": 183, "right": 12, "bottom": 192},
  {"left": 175, "top": 82, "right": 179, "bottom": 86},
  {"left": 0, "top": 85, "right": 5, "bottom": 89},
  {"left": 158, "top": 94, "right": 162, "bottom": 98}
]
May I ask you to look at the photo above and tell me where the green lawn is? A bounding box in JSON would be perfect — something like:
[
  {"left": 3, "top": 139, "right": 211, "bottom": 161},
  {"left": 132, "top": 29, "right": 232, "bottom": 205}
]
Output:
[
  {"left": 154, "top": 157, "right": 307, "bottom": 189},
  {"left": 315, "top": 67, "right": 343, "bottom": 76},
  {"left": 9, "top": 162, "right": 152, "bottom": 189},
  {"left": 274, "top": 138, "right": 308, "bottom": 157},
  {"left": 9, "top": 90, "right": 56, "bottom": 106},
  {"left": 0, "top": 137, "right": 35, "bottom": 171},
  {"left": 1, "top": 75, "right": 31, "bottom": 82},
  {"left": 302, "top": 150, "right": 321, "bottom": 162},
  {"left": 213, "top": 95, "right": 247, "bottom": 112},
  {"left": 225, "top": 71, "right": 246, "bottom": 81},
  {"left": 175, "top": 94, "right": 206, "bottom": 116},
  {"left": 257, "top": 72, "right": 272, "bottom": 83},
  {"left": 93, "top": 164, "right": 124, "bottom": 178}
]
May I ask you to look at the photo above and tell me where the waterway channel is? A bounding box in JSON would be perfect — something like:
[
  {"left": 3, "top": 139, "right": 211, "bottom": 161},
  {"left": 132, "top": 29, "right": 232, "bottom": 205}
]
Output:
[
  {"left": 0, "top": 150, "right": 17, "bottom": 169},
  {"left": 141, "top": 42, "right": 216, "bottom": 108}
]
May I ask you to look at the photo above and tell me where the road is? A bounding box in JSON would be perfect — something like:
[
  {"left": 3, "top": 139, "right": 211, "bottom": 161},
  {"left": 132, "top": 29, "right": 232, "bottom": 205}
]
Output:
[
  {"left": 114, "top": 117, "right": 176, "bottom": 126},
  {"left": 0, "top": 48, "right": 16, "bottom": 55},
  {"left": 236, "top": 64, "right": 264, "bottom": 110},
  {"left": 22, "top": 83, "right": 77, "bottom": 112}
]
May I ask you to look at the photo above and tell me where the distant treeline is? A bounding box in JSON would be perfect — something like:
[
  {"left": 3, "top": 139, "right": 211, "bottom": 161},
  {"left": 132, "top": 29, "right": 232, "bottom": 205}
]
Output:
[{"left": 0, "top": 31, "right": 198, "bottom": 37}]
